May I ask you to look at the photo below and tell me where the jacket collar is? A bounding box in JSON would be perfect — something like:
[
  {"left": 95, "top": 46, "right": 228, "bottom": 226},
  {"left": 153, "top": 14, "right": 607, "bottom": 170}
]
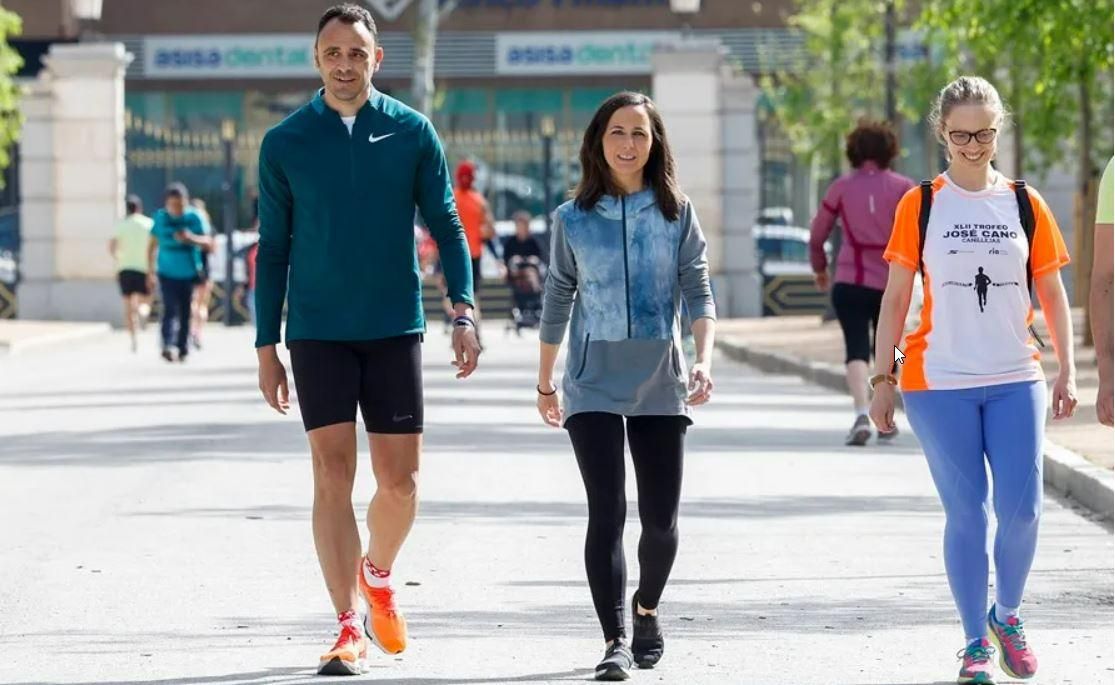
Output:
[
  {"left": 594, "top": 189, "right": 657, "bottom": 220},
  {"left": 310, "top": 86, "right": 383, "bottom": 117}
]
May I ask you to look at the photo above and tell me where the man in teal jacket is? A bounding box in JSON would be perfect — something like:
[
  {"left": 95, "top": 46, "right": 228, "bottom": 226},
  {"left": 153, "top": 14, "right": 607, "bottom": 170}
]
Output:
[
  {"left": 148, "top": 183, "right": 210, "bottom": 363},
  {"left": 253, "top": 4, "right": 479, "bottom": 676}
]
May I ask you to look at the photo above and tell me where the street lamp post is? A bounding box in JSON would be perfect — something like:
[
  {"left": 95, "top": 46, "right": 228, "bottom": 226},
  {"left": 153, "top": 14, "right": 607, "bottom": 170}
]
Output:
[
  {"left": 540, "top": 115, "right": 556, "bottom": 240},
  {"left": 221, "top": 119, "right": 237, "bottom": 326},
  {"left": 69, "top": 0, "right": 103, "bottom": 19},
  {"left": 70, "top": 0, "right": 104, "bottom": 40},
  {"left": 669, "top": 0, "right": 701, "bottom": 13}
]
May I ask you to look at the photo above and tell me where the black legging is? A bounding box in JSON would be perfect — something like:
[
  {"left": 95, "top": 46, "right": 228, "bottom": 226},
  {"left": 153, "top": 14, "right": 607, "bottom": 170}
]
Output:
[
  {"left": 831, "top": 282, "right": 883, "bottom": 364},
  {"left": 565, "top": 412, "right": 689, "bottom": 641}
]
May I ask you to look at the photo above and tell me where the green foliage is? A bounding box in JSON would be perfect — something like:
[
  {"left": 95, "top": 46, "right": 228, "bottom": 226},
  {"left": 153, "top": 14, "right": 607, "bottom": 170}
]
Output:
[
  {"left": 761, "top": 0, "right": 919, "bottom": 177},
  {"left": 762, "top": 0, "right": 1114, "bottom": 179},
  {"left": 916, "top": 0, "right": 1113, "bottom": 175},
  {"left": 0, "top": 5, "right": 21, "bottom": 184}
]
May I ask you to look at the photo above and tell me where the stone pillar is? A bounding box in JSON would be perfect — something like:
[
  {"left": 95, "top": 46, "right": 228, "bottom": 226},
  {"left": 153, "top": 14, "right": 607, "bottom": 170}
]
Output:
[
  {"left": 652, "top": 39, "right": 761, "bottom": 318},
  {"left": 719, "top": 69, "right": 762, "bottom": 318},
  {"left": 652, "top": 40, "right": 724, "bottom": 298},
  {"left": 19, "top": 43, "right": 132, "bottom": 324}
]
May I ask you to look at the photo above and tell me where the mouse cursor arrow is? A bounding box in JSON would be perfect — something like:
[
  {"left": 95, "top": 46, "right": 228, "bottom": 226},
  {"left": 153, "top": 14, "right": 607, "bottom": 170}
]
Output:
[{"left": 894, "top": 346, "right": 906, "bottom": 365}]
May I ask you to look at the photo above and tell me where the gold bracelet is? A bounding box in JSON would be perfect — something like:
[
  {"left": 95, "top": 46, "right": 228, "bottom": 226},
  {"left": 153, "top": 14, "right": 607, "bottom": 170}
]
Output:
[{"left": 869, "top": 374, "right": 898, "bottom": 389}]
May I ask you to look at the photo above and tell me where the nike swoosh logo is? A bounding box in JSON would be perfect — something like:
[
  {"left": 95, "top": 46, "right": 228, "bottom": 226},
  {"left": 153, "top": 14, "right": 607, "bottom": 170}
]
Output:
[
  {"left": 369, "top": 132, "right": 395, "bottom": 143},
  {"left": 392, "top": 413, "right": 413, "bottom": 422}
]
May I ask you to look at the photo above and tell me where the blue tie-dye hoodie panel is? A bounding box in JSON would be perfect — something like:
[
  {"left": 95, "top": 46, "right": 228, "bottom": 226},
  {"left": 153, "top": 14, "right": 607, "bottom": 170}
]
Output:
[{"left": 540, "top": 190, "right": 716, "bottom": 423}]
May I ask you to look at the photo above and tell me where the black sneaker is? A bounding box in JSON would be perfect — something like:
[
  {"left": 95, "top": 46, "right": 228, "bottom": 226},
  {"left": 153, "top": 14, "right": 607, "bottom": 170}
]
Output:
[
  {"left": 631, "top": 591, "right": 664, "bottom": 668},
  {"left": 594, "top": 638, "right": 633, "bottom": 681},
  {"left": 161, "top": 347, "right": 176, "bottom": 362},
  {"left": 845, "top": 415, "right": 872, "bottom": 446}
]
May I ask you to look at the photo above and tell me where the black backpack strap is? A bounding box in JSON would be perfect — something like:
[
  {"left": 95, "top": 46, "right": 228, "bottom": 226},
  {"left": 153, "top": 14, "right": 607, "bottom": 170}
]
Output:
[
  {"left": 917, "top": 180, "right": 934, "bottom": 275},
  {"left": 1013, "top": 179, "right": 1036, "bottom": 294},
  {"left": 1013, "top": 179, "right": 1046, "bottom": 348}
]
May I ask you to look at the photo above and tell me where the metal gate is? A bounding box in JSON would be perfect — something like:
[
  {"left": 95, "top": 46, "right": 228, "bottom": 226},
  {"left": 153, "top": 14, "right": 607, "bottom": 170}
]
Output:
[
  {"left": 0, "top": 207, "right": 17, "bottom": 319},
  {"left": 126, "top": 110, "right": 261, "bottom": 324}
]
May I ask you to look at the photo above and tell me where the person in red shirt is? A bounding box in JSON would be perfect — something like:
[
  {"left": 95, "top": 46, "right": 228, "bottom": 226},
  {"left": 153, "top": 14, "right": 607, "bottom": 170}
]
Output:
[{"left": 452, "top": 160, "right": 496, "bottom": 330}]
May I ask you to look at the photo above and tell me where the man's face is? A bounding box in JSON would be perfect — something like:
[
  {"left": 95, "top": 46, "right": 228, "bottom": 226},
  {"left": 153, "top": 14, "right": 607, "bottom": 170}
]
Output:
[
  {"left": 165, "top": 195, "right": 185, "bottom": 217},
  {"left": 314, "top": 19, "right": 383, "bottom": 103}
]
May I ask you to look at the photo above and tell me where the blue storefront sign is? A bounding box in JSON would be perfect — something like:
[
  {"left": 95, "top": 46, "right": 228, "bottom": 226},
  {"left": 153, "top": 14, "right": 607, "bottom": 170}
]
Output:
[
  {"left": 455, "top": 0, "right": 666, "bottom": 7},
  {"left": 496, "top": 31, "right": 676, "bottom": 75}
]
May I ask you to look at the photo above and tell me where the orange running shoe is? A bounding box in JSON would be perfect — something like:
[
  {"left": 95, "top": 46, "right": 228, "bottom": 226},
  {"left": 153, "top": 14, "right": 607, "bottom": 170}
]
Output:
[
  {"left": 317, "top": 620, "right": 367, "bottom": 676},
  {"left": 358, "top": 568, "right": 408, "bottom": 654}
]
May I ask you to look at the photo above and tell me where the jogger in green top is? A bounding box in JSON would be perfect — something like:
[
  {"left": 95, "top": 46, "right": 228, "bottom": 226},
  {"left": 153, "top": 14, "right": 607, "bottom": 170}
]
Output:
[{"left": 253, "top": 4, "right": 480, "bottom": 676}]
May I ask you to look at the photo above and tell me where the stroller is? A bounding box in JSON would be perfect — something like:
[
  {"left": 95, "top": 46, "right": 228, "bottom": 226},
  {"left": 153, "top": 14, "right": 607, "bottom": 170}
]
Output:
[{"left": 506, "top": 254, "right": 546, "bottom": 334}]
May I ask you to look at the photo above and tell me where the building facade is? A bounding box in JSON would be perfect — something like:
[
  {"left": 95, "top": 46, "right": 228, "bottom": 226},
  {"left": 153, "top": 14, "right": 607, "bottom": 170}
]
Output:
[{"left": 9, "top": 0, "right": 803, "bottom": 225}]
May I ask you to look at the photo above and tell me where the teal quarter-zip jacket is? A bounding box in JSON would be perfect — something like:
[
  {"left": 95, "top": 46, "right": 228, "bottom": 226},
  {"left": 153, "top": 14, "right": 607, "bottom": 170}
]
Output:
[{"left": 254, "top": 88, "right": 473, "bottom": 348}]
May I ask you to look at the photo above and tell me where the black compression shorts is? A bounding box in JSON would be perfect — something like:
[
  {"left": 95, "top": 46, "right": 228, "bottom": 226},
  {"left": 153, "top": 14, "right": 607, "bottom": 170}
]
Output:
[{"left": 288, "top": 335, "right": 424, "bottom": 434}]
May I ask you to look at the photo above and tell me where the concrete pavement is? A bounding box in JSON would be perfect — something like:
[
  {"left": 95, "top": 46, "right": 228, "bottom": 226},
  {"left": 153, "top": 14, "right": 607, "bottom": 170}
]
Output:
[
  {"left": 0, "top": 320, "right": 110, "bottom": 355},
  {"left": 0, "top": 325, "right": 1111, "bottom": 684}
]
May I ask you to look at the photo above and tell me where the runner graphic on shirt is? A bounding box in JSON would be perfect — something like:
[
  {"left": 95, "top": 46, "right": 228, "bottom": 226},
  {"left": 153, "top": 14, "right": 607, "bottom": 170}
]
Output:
[{"left": 975, "top": 267, "right": 991, "bottom": 312}]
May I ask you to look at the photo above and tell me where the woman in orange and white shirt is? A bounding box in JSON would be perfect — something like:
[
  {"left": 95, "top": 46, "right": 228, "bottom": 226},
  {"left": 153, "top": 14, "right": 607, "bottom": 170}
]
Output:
[{"left": 869, "top": 76, "right": 1076, "bottom": 684}]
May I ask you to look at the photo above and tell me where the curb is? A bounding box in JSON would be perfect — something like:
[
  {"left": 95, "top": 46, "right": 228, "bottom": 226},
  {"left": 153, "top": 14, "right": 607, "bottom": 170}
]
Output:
[
  {"left": 0, "top": 322, "right": 112, "bottom": 356},
  {"left": 717, "top": 337, "right": 1113, "bottom": 520},
  {"left": 1043, "top": 440, "right": 1115, "bottom": 520}
]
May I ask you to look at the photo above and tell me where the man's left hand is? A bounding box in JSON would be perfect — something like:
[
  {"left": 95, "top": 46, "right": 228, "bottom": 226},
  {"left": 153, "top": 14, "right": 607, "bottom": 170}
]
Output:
[{"left": 452, "top": 324, "right": 481, "bottom": 379}]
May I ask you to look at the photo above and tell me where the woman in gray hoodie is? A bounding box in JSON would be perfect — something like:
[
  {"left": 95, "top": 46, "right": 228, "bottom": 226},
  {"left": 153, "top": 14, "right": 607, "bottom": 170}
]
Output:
[{"left": 537, "top": 91, "right": 717, "bottom": 681}]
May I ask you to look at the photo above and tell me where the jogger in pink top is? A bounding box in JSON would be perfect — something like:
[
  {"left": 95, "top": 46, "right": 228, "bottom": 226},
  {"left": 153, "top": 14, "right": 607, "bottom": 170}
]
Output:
[{"left": 810, "top": 121, "right": 914, "bottom": 445}]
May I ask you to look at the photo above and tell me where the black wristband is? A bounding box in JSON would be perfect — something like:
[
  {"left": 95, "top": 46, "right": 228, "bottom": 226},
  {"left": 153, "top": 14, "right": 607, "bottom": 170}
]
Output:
[
  {"left": 537, "top": 384, "right": 557, "bottom": 396},
  {"left": 453, "top": 315, "right": 475, "bottom": 328}
]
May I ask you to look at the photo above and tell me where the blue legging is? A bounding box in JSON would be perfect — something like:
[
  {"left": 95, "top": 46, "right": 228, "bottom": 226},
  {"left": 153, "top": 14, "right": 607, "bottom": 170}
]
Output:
[{"left": 903, "top": 380, "right": 1046, "bottom": 640}]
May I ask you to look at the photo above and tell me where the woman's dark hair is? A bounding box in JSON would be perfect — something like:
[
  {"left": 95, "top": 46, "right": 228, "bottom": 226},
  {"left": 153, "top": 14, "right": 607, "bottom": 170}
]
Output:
[
  {"left": 845, "top": 120, "right": 899, "bottom": 169},
  {"left": 574, "top": 91, "right": 683, "bottom": 222},
  {"left": 317, "top": 3, "right": 378, "bottom": 44}
]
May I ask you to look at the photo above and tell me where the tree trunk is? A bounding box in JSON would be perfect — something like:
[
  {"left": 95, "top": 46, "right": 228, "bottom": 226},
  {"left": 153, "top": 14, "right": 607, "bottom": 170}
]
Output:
[
  {"left": 1076, "top": 75, "right": 1096, "bottom": 344},
  {"left": 1011, "top": 65, "right": 1024, "bottom": 178},
  {"left": 411, "top": 0, "right": 438, "bottom": 116},
  {"left": 822, "top": 0, "right": 842, "bottom": 323},
  {"left": 884, "top": 0, "right": 896, "bottom": 127}
]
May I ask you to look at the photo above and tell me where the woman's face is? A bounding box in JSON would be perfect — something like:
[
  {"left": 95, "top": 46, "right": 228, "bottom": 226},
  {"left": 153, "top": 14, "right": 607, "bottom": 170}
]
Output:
[
  {"left": 601, "top": 105, "right": 653, "bottom": 183},
  {"left": 943, "top": 104, "right": 1000, "bottom": 171}
]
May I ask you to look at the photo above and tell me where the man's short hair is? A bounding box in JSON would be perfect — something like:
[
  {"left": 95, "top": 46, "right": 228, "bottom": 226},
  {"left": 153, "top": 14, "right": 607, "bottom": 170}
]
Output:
[
  {"left": 317, "top": 4, "right": 378, "bottom": 43},
  {"left": 125, "top": 194, "right": 142, "bottom": 215},
  {"left": 164, "top": 182, "right": 189, "bottom": 201}
]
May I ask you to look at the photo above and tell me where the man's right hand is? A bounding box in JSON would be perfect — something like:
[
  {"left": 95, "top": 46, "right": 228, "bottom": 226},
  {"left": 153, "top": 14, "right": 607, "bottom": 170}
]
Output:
[{"left": 257, "top": 346, "right": 290, "bottom": 415}]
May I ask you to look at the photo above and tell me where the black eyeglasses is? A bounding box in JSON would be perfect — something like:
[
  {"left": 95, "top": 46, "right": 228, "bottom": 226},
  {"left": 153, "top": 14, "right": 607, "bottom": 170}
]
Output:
[{"left": 948, "top": 128, "right": 997, "bottom": 145}]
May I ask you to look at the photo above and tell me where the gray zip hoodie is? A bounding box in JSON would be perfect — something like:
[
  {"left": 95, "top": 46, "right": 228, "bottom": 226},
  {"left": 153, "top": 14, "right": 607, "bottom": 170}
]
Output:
[{"left": 540, "top": 189, "right": 716, "bottom": 424}]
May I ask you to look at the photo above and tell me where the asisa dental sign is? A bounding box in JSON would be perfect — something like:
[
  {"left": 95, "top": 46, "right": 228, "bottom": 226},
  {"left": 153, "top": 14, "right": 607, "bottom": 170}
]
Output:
[
  {"left": 495, "top": 32, "right": 678, "bottom": 75},
  {"left": 145, "top": 35, "right": 315, "bottom": 79}
]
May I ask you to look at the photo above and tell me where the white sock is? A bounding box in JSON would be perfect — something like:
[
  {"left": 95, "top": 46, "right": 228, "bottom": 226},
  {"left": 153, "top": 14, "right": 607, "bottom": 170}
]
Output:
[
  {"left": 338, "top": 609, "right": 362, "bottom": 631},
  {"left": 362, "top": 556, "right": 391, "bottom": 588},
  {"left": 995, "top": 603, "right": 1019, "bottom": 624},
  {"left": 854, "top": 406, "right": 868, "bottom": 418}
]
